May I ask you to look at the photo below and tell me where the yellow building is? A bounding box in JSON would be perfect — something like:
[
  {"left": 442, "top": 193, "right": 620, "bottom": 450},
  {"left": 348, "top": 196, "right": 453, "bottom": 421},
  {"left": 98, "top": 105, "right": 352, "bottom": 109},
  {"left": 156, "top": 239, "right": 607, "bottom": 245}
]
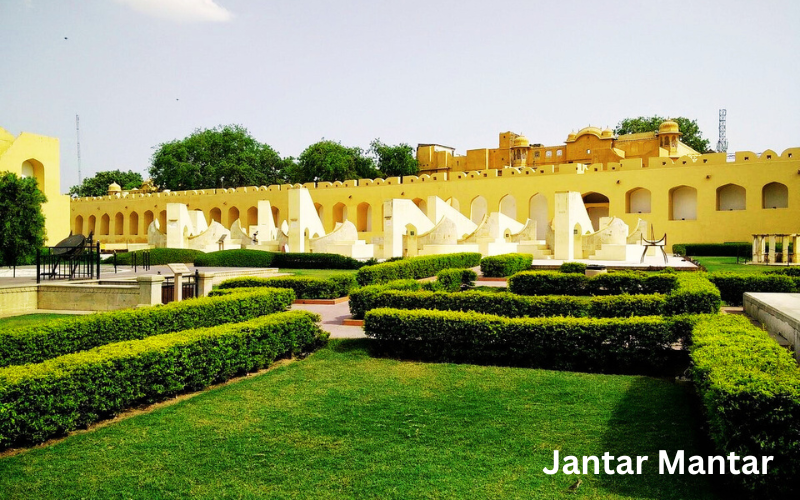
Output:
[
  {"left": 66, "top": 123, "right": 799, "bottom": 254},
  {"left": 0, "top": 127, "right": 70, "bottom": 244}
]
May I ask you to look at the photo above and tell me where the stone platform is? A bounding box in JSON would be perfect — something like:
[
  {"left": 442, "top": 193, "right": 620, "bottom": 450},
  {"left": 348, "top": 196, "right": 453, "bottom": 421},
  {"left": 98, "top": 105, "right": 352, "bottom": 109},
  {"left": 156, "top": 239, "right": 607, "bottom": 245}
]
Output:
[{"left": 743, "top": 293, "right": 800, "bottom": 361}]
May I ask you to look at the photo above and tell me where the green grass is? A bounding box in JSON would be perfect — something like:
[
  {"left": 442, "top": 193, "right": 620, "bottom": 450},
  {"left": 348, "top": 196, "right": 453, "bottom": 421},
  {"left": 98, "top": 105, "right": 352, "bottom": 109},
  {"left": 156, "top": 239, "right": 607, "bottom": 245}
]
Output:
[
  {"left": 692, "top": 256, "right": 775, "bottom": 274},
  {"left": 0, "top": 313, "right": 73, "bottom": 330},
  {"left": 279, "top": 268, "right": 358, "bottom": 278},
  {"left": 0, "top": 340, "right": 720, "bottom": 499}
]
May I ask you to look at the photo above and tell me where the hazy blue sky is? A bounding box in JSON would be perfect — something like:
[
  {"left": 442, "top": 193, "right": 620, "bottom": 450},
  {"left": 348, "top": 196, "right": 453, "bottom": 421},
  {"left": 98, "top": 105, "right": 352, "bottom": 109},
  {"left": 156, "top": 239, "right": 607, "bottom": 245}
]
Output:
[{"left": 2, "top": 0, "right": 798, "bottom": 192}]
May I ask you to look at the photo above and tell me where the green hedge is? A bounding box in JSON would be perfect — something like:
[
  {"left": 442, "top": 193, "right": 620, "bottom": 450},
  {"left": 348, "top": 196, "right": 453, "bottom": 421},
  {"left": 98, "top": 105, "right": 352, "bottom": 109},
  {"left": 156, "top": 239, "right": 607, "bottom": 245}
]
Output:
[
  {"left": 355, "top": 253, "right": 481, "bottom": 286},
  {"left": 672, "top": 242, "right": 751, "bottom": 258},
  {"left": 708, "top": 272, "right": 798, "bottom": 306},
  {"left": 364, "top": 308, "right": 689, "bottom": 375},
  {"left": 216, "top": 274, "right": 357, "bottom": 299},
  {"left": 508, "top": 271, "right": 679, "bottom": 296},
  {"left": 690, "top": 315, "right": 799, "bottom": 496},
  {"left": 348, "top": 280, "right": 423, "bottom": 319},
  {"left": 114, "top": 248, "right": 204, "bottom": 266},
  {"left": 194, "top": 249, "right": 363, "bottom": 269},
  {"left": 435, "top": 268, "right": 477, "bottom": 292},
  {"left": 0, "top": 311, "right": 327, "bottom": 450},
  {"left": 0, "top": 288, "right": 295, "bottom": 367},
  {"left": 479, "top": 253, "right": 532, "bottom": 277},
  {"left": 559, "top": 262, "right": 587, "bottom": 274}
]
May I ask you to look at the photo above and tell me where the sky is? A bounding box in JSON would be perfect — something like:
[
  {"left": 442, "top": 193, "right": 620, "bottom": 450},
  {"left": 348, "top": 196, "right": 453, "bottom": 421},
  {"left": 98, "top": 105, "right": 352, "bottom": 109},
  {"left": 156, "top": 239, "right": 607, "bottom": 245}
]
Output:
[{"left": 1, "top": 0, "right": 798, "bottom": 193}]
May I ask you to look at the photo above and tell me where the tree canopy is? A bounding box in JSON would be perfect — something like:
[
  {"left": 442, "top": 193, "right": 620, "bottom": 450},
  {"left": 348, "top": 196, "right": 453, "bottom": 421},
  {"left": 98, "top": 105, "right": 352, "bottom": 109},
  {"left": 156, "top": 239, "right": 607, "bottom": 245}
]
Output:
[
  {"left": 148, "top": 125, "right": 288, "bottom": 191},
  {"left": 0, "top": 172, "right": 47, "bottom": 266},
  {"left": 614, "top": 116, "right": 712, "bottom": 153},
  {"left": 288, "top": 140, "right": 378, "bottom": 184},
  {"left": 370, "top": 139, "right": 419, "bottom": 177},
  {"left": 69, "top": 169, "right": 144, "bottom": 198}
]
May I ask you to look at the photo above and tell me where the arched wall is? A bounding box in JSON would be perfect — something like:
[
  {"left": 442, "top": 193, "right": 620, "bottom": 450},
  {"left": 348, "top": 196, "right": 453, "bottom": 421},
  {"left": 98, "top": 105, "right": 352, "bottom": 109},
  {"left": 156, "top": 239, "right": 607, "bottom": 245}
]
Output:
[
  {"left": 670, "top": 186, "right": 697, "bottom": 220},
  {"left": 227, "top": 206, "right": 240, "bottom": 227},
  {"left": 74, "top": 215, "right": 84, "bottom": 235},
  {"left": 88, "top": 215, "right": 96, "bottom": 235},
  {"left": 333, "top": 202, "right": 347, "bottom": 225},
  {"left": 100, "top": 214, "right": 110, "bottom": 235},
  {"left": 209, "top": 207, "right": 222, "bottom": 224},
  {"left": 246, "top": 206, "right": 258, "bottom": 228},
  {"left": 471, "top": 196, "right": 487, "bottom": 224},
  {"left": 129, "top": 212, "right": 139, "bottom": 235},
  {"left": 528, "top": 194, "right": 548, "bottom": 240},
  {"left": 144, "top": 211, "right": 154, "bottom": 231},
  {"left": 357, "top": 202, "right": 372, "bottom": 232},
  {"left": 582, "top": 192, "right": 609, "bottom": 232},
  {"left": 499, "top": 195, "right": 517, "bottom": 220},
  {"left": 762, "top": 182, "right": 788, "bottom": 209},
  {"left": 716, "top": 184, "right": 746, "bottom": 211},
  {"left": 626, "top": 188, "right": 651, "bottom": 214},
  {"left": 158, "top": 210, "right": 167, "bottom": 230},
  {"left": 21, "top": 159, "right": 45, "bottom": 192}
]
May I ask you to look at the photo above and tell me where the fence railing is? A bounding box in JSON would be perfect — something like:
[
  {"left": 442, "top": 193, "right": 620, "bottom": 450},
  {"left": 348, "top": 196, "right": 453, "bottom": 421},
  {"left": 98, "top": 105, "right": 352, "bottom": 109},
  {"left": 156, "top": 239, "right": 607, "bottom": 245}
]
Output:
[
  {"left": 162, "top": 270, "right": 199, "bottom": 304},
  {"left": 37, "top": 241, "right": 101, "bottom": 283}
]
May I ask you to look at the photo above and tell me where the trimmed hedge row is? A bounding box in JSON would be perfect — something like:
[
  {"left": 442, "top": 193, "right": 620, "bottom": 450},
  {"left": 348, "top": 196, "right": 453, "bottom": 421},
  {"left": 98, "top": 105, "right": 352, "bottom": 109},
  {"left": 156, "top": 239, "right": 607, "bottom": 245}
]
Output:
[
  {"left": 707, "top": 272, "right": 799, "bottom": 306},
  {"left": 355, "top": 253, "right": 481, "bottom": 286},
  {"left": 559, "top": 262, "right": 587, "bottom": 274},
  {"left": 661, "top": 272, "right": 721, "bottom": 315},
  {"left": 363, "top": 308, "right": 690, "bottom": 374},
  {"left": 435, "top": 268, "right": 477, "bottom": 292},
  {"left": 216, "top": 274, "right": 357, "bottom": 299},
  {"left": 689, "top": 315, "right": 799, "bottom": 496},
  {"left": 479, "top": 253, "right": 532, "bottom": 277},
  {"left": 194, "top": 249, "right": 363, "bottom": 269},
  {"left": 0, "top": 288, "right": 295, "bottom": 367},
  {"left": 0, "top": 311, "right": 327, "bottom": 450},
  {"left": 348, "top": 280, "right": 423, "bottom": 319},
  {"left": 672, "top": 242, "right": 751, "bottom": 258},
  {"left": 508, "top": 270, "right": 679, "bottom": 296},
  {"left": 113, "top": 248, "right": 204, "bottom": 266}
]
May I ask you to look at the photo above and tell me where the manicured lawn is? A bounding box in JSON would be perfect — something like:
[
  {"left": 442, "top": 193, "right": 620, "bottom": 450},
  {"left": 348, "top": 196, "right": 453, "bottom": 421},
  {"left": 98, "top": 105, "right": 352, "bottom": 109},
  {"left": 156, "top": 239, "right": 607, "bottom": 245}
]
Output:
[
  {"left": 280, "top": 268, "right": 358, "bottom": 278},
  {"left": 692, "top": 256, "right": 776, "bottom": 274},
  {"left": 0, "top": 340, "right": 720, "bottom": 499},
  {"left": 0, "top": 313, "right": 73, "bottom": 330}
]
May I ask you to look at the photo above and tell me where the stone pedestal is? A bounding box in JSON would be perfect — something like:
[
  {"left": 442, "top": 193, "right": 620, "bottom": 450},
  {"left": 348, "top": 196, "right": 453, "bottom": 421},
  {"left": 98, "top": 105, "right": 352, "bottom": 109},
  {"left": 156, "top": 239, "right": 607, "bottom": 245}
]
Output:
[{"left": 137, "top": 275, "right": 164, "bottom": 306}]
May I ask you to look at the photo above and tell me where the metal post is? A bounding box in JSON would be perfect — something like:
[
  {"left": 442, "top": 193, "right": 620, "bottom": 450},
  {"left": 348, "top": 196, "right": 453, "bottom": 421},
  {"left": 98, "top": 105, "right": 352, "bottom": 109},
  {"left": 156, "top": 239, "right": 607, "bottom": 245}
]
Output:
[
  {"left": 194, "top": 269, "right": 199, "bottom": 298},
  {"left": 36, "top": 247, "right": 41, "bottom": 284},
  {"left": 96, "top": 242, "right": 101, "bottom": 279},
  {"left": 114, "top": 252, "right": 117, "bottom": 274}
]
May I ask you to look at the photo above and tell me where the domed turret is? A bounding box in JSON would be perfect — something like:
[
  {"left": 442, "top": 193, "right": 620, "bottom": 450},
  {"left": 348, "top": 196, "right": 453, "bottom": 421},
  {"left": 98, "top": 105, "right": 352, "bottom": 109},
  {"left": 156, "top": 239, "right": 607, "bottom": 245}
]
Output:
[
  {"left": 658, "top": 120, "right": 681, "bottom": 135},
  {"left": 108, "top": 182, "right": 121, "bottom": 195},
  {"left": 510, "top": 133, "right": 529, "bottom": 167},
  {"left": 601, "top": 127, "right": 614, "bottom": 138},
  {"left": 512, "top": 134, "right": 530, "bottom": 148},
  {"left": 566, "top": 132, "right": 577, "bottom": 142}
]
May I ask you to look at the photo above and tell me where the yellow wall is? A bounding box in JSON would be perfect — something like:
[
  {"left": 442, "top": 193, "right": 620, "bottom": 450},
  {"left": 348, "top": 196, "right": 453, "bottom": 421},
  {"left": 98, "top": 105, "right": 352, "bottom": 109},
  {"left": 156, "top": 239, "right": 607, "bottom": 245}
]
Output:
[
  {"left": 0, "top": 127, "right": 70, "bottom": 244},
  {"left": 69, "top": 148, "right": 800, "bottom": 252}
]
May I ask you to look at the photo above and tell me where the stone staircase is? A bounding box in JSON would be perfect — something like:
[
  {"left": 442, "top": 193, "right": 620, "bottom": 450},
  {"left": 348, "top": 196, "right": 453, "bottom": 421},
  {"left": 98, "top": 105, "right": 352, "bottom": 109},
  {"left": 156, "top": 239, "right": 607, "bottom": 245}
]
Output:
[{"left": 518, "top": 240, "right": 553, "bottom": 259}]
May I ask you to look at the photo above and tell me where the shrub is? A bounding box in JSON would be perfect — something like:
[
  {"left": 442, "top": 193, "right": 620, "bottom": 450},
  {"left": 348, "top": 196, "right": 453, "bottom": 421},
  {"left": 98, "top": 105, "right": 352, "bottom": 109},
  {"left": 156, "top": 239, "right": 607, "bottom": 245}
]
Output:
[
  {"left": 663, "top": 273, "right": 721, "bottom": 314},
  {"left": 508, "top": 271, "right": 588, "bottom": 295},
  {"left": 480, "top": 253, "right": 532, "bottom": 277},
  {"left": 672, "top": 242, "right": 752, "bottom": 258},
  {"left": 0, "top": 288, "right": 295, "bottom": 367},
  {"left": 588, "top": 294, "right": 667, "bottom": 318},
  {"left": 0, "top": 311, "right": 327, "bottom": 450},
  {"left": 114, "top": 248, "right": 204, "bottom": 266},
  {"left": 690, "top": 315, "right": 800, "bottom": 496},
  {"left": 767, "top": 267, "right": 800, "bottom": 277},
  {"left": 559, "top": 262, "right": 587, "bottom": 274},
  {"left": 355, "top": 253, "right": 481, "bottom": 286},
  {"left": 217, "top": 274, "right": 356, "bottom": 299},
  {"left": 586, "top": 272, "right": 678, "bottom": 296},
  {"left": 708, "top": 272, "right": 798, "bottom": 306},
  {"left": 348, "top": 280, "right": 423, "bottom": 319},
  {"left": 436, "top": 268, "right": 477, "bottom": 292},
  {"left": 364, "top": 308, "right": 688, "bottom": 375},
  {"left": 194, "top": 249, "right": 363, "bottom": 269}
]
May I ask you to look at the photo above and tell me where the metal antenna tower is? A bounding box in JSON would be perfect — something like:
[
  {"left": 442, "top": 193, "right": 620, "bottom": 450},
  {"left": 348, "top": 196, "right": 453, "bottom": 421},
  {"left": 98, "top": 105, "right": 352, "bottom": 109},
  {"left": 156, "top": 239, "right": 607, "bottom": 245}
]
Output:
[
  {"left": 76, "top": 114, "right": 82, "bottom": 183},
  {"left": 716, "top": 109, "right": 728, "bottom": 153}
]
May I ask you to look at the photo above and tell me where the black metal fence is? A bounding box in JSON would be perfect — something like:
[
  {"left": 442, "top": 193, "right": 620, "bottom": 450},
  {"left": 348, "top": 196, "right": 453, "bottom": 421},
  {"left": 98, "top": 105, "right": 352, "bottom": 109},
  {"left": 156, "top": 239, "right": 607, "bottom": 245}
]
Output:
[
  {"left": 37, "top": 241, "right": 101, "bottom": 283},
  {"left": 162, "top": 270, "right": 199, "bottom": 304}
]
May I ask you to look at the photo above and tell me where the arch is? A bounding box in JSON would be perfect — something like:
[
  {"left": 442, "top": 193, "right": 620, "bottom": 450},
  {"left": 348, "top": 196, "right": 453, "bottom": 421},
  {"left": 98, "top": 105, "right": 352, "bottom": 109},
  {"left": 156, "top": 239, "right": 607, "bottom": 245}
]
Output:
[
  {"left": 762, "top": 182, "right": 788, "bottom": 209},
  {"left": 716, "top": 184, "right": 746, "bottom": 211},
  {"left": 333, "top": 202, "right": 347, "bottom": 225},
  {"left": 271, "top": 206, "right": 280, "bottom": 225},
  {"left": 446, "top": 197, "right": 460, "bottom": 212},
  {"left": 99, "top": 214, "right": 110, "bottom": 235},
  {"left": 246, "top": 206, "right": 258, "bottom": 228},
  {"left": 499, "top": 194, "right": 517, "bottom": 220},
  {"left": 129, "top": 211, "right": 139, "bottom": 235},
  {"left": 573, "top": 222, "right": 583, "bottom": 259},
  {"left": 412, "top": 197, "right": 427, "bottom": 215},
  {"left": 158, "top": 210, "right": 167, "bottom": 231},
  {"left": 74, "top": 215, "right": 84, "bottom": 236},
  {"left": 21, "top": 158, "right": 45, "bottom": 192},
  {"left": 470, "top": 196, "right": 487, "bottom": 224},
  {"left": 143, "top": 210, "right": 154, "bottom": 231},
  {"left": 669, "top": 186, "right": 697, "bottom": 220},
  {"left": 357, "top": 202, "right": 372, "bottom": 232},
  {"left": 582, "top": 192, "right": 609, "bottom": 232},
  {"left": 114, "top": 212, "right": 124, "bottom": 235},
  {"left": 528, "top": 193, "right": 548, "bottom": 240},
  {"left": 88, "top": 215, "right": 96, "bottom": 235},
  {"left": 227, "top": 206, "right": 240, "bottom": 227},
  {"left": 314, "top": 203, "right": 324, "bottom": 222},
  {"left": 626, "top": 188, "right": 651, "bottom": 214},
  {"left": 209, "top": 207, "right": 222, "bottom": 224}
]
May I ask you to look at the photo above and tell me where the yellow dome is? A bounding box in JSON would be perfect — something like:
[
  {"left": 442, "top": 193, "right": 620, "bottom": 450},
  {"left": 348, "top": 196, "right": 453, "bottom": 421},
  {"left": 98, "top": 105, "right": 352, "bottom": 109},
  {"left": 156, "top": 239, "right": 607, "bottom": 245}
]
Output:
[
  {"left": 108, "top": 182, "right": 121, "bottom": 193},
  {"left": 566, "top": 132, "right": 577, "bottom": 142},
  {"left": 512, "top": 135, "right": 530, "bottom": 148},
  {"left": 601, "top": 128, "right": 614, "bottom": 138},
  {"left": 659, "top": 120, "right": 680, "bottom": 135}
]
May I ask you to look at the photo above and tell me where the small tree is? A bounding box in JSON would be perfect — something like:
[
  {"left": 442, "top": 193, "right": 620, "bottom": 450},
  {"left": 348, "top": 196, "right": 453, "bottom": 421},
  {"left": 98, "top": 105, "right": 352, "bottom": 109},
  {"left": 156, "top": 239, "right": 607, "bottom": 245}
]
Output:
[
  {"left": 0, "top": 172, "right": 47, "bottom": 266},
  {"left": 288, "top": 140, "right": 378, "bottom": 183},
  {"left": 69, "top": 169, "right": 144, "bottom": 197},
  {"left": 614, "top": 116, "right": 713, "bottom": 153},
  {"left": 370, "top": 139, "right": 419, "bottom": 177}
]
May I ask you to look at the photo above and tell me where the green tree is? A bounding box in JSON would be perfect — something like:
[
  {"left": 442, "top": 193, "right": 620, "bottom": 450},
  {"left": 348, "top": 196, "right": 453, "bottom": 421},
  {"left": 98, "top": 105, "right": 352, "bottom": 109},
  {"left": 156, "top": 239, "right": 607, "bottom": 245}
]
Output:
[
  {"left": 288, "top": 140, "right": 378, "bottom": 184},
  {"left": 614, "top": 116, "right": 712, "bottom": 153},
  {"left": 369, "top": 139, "right": 419, "bottom": 177},
  {"left": 0, "top": 172, "right": 47, "bottom": 266},
  {"left": 148, "top": 125, "right": 289, "bottom": 191},
  {"left": 69, "top": 170, "right": 144, "bottom": 197}
]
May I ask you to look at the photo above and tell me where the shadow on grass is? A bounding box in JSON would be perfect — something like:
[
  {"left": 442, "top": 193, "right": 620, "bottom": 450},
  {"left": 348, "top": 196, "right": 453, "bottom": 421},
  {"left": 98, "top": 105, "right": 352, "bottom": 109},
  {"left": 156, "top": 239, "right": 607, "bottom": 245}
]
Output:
[
  {"left": 325, "top": 338, "right": 374, "bottom": 355},
  {"left": 595, "top": 377, "right": 726, "bottom": 500}
]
